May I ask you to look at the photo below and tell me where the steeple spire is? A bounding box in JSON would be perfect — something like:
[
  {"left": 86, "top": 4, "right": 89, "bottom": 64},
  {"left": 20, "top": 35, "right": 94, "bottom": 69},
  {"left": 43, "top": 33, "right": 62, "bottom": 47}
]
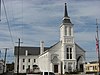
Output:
[
  {"left": 64, "top": 3, "right": 68, "bottom": 17},
  {"left": 62, "top": 3, "right": 71, "bottom": 24}
]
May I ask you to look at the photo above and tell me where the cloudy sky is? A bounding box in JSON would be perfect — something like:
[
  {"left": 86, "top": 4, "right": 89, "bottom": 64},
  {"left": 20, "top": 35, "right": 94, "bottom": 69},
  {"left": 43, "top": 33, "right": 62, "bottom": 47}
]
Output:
[{"left": 0, "top": 0, "right": 100, "bottom": 63}]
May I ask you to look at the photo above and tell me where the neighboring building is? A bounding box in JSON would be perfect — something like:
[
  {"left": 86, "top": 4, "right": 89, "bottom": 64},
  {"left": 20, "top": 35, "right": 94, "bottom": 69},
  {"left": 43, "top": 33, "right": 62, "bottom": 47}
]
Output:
[
  {"left": 0, "top": 60, "right": 3, "bottom": 74},
  {"left": 14, "top": 3, "right": 85, "bottom": 74},
  {"left": 14, "top": 47, "right": 49, "bottom": 73},
  {"left": 0, "top": 60, "right": 6, "bottom": 74},
  {"left": 85, "top": 61, "right": 98, "bottom": 73},
  {"left": 6, "top": 62, "right": 14, "bottom": 72}
]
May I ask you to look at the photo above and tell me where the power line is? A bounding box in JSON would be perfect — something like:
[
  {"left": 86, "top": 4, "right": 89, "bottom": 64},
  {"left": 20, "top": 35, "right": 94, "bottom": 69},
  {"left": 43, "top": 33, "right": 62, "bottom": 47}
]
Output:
[
  {"left": 2, "top": 0, "right": 14, "bottom": 47},
  {"left": 21, "top": 0, "right": 24, "bottom": 42},
  {"left": 0, "top": 0, "right": 1, "bottom": 21}
]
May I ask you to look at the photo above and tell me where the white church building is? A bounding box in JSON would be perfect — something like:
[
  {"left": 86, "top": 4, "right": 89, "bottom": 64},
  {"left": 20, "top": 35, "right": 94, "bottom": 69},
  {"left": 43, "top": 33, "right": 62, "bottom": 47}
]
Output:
[{"left": 14, "top": 3, "right": 85, "bottom": 74}]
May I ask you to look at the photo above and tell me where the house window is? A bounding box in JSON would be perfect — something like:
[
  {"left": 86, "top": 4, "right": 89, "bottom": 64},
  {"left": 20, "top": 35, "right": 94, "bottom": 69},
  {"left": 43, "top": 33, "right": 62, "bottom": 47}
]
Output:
[
  {"left": 23, "top": 59, "right": 25, "bottom": 62},
  {"left": 34, "top": 59, "right": 36, "bottom": 63},
  {"left": 93, "top": 66, "right": 94, "bottom": 70},
  {"left": 95, "top": 66, "right": 97, "bottom": 70},
  {"left": 88, "top": 66, "right": 89, "bottom": 70},
  {"left": 66, "top": 47, "right": 72, "bottom": 59},
  {"left": 23, "top": 65, "right": 25, "bottom": 70},
  {"left": 28, "top": 65, "right": 30, "bottom": 69},
  {"left": 28, "top": 59, "right": 30, "bottom": 62}
]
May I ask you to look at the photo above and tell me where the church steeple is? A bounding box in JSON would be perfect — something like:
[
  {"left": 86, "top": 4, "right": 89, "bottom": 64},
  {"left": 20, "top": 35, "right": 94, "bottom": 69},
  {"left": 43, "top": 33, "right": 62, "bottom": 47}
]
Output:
[
  {"left": 64, "top": 3, "right": 68, "bottom": 17},
  {"left": 60, "top": 3, "right": 74, "bottom": 42},
  {"left": 62, "top": 3, "right": 71, "bottom": 24}
]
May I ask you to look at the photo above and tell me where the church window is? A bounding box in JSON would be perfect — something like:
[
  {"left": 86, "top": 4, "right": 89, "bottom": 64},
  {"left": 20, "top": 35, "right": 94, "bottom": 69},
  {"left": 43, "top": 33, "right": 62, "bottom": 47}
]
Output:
[
  {"left": 34, "top": 59, "right": 36, "bottom": 63},
  {"left": 70, "top": 48, "right": 72, "bottom": 59},
  {"left": 23, "top": 65, "right": 25, "bottom": 70},
  {"left": 23, "top": 59, "right": 25, "bottom": 62},
  {"left": 66, "top": 47, "right": 72, "bottom": 59},
  {"left": 69, "top": 27, "right": 71, "bottom": 36},
  {"left": 65, "top": 26, "right": 67, "bottom": 35},
  {"left": 66, "top": 48, "right": 69, "bottom": 59},
  {"left": 28, "top": 59, "right": 30, "bottom": 62}
]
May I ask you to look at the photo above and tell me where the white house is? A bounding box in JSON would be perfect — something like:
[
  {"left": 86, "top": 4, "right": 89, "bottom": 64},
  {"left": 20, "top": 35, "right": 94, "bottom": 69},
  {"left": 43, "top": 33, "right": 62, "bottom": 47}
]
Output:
[
  {"left": 14, "top": 46, "right": 49, "bottom": 73},
  {"left": 14, "top": 3, "right": 85, "bottom": 74}
]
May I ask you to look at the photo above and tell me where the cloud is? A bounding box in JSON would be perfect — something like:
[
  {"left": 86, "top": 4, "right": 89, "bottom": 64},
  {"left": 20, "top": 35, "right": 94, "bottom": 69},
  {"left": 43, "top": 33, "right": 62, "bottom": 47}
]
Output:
[{"left": 0, "top": 0, "right": 100, "bottom": 62}]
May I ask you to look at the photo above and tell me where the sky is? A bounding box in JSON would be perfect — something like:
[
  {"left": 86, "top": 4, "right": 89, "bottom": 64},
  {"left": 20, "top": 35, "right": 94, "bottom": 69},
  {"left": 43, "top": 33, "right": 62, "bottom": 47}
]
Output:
[{"left": 0, "top": 0, "right": 100, "bottom": 63}]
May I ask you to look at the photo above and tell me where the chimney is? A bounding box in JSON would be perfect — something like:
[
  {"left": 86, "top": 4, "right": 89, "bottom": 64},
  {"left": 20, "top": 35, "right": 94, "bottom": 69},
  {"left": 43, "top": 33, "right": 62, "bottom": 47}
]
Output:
[
  {"left": 40, "top": 41, "right": 44, "bottom": 54},
  {"left": 25, "top": 50, "right": 28, "bottom": 56}
]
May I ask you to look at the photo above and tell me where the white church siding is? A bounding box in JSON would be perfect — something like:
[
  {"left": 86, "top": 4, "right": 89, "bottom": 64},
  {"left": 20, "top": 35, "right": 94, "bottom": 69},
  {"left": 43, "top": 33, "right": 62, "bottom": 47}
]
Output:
[
  {"left": 75, "top": 43, "right": 85, "bottom": 71},
  {"left": 38, "top": 52, "right": 50, "bottom": 72},
  {"left": 75, "top": 43, "right": 85, "bottom": 63},
  {"left": 49, "top": 42, "right": 62, "bottom": 61},
  {"left": 49, "top": 42, "right": 62, "bottom": 74},
  {"left": 38, "top": 42, "right": 62, "bottom": 73}
]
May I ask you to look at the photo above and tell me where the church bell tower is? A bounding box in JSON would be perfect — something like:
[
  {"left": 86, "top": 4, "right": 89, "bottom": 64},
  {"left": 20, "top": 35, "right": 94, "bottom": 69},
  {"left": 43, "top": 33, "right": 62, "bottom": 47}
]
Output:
[{"left": 60, "top": 3, "right": 74, "bottom": 44}]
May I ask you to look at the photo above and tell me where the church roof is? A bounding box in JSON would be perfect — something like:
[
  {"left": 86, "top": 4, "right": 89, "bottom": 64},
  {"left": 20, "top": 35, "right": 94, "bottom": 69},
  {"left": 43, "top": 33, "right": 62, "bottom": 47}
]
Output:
[
  {"left": 75, "top": 43, "right": 86, "bottom": 52},
  {"left": 14, "top": 46, "right": 49, "bottom": 56},
  {"left": 39, "top": 41, "right": 62, "bottom": 56},
  {"left": 49, "top": 41, "right": 61, "bottom": 49}
]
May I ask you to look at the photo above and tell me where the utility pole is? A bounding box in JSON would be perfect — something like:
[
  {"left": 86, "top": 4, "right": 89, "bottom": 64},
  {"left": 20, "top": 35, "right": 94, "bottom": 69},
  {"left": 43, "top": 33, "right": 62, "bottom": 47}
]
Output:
[
  {"left": 96, "top": 19, "right": 100, "bottom": 75},
  {"left": 0, "top": 50, "right": 1, "bottom": 58},
  {"left": 3, "top": 48, "right": 8, "bottom": 74},
  {"left": 16, "top": 38, "right": 23, "bottom": 75}
]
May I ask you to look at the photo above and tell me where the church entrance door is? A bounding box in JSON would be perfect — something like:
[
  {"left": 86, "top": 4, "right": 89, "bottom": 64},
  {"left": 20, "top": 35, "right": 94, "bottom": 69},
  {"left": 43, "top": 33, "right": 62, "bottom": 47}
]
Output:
[
  {"left": 54, "top": 64, "right": 58, "bottom": 73},
  {"left": 80, "top": 64, "right": 84, "bottom": 72}
]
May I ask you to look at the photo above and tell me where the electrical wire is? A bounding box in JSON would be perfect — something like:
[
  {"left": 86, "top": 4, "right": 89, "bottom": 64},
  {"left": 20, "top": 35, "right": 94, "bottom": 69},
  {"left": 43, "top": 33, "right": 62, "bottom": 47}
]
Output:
[
  {"left": 0, "top": 0, "right": 1, "bottom": 21},
  {"left": 21, "top": 0, "right": 24, "bottom": 42},
  {"left": 2, "top": 0, "right": 14, "bottom": 47}
]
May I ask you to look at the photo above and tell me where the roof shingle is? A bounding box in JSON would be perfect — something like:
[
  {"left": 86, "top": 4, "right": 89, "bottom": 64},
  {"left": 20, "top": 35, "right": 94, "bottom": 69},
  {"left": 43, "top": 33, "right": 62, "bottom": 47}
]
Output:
[{"left": 14, "top": 46, "right": 49, "bottom": 55}]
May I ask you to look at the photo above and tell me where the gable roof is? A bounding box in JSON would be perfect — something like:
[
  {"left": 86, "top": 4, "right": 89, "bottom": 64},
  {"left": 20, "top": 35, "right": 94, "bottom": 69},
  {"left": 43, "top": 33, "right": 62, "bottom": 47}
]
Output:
[
  {"left": 39, "top": 41, "right": 62, "bottom": 56},
  {"left": 49, "top": 41, "right": 61, "bottom": 49},
  {"left": 75, "top": 43, "right": 86, "bottom": 52},
  {"left": 14, "top": 46, "right": 49, "bottom": 56}
]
